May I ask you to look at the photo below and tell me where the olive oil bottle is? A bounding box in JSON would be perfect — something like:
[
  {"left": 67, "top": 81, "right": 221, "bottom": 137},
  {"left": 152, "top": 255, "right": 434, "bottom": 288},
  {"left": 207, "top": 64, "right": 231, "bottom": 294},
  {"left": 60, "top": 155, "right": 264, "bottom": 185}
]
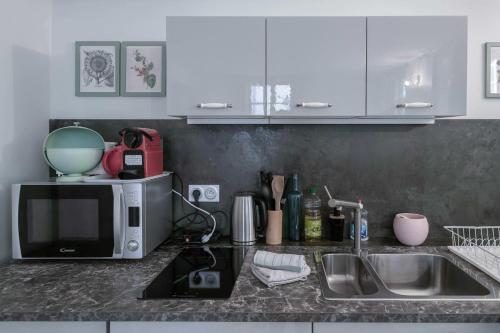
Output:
[{"left": 304, "top": 187, "right": 322, "bottom": 241}]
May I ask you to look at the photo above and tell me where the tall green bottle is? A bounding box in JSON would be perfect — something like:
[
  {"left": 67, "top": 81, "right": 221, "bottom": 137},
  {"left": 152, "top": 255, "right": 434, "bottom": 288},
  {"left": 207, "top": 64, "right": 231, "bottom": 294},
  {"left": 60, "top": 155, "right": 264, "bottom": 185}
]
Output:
[{"left": 287, "top": 174, "right": 303, "bottom": 241}]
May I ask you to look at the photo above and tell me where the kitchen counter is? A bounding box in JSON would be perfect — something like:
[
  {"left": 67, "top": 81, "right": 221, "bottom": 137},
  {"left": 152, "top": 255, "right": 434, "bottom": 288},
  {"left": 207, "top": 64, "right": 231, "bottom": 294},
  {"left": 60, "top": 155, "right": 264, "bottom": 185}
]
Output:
[{"left": 1, "top": 241, "right": 500, "bottom": 323}]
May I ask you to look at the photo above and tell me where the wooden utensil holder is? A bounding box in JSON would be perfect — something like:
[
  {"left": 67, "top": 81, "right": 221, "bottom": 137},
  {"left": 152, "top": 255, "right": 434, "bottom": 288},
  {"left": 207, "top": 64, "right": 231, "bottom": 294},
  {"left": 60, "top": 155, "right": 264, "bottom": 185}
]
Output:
[{"left": 266, "top": 210, "right": 283, "bottom": 245}]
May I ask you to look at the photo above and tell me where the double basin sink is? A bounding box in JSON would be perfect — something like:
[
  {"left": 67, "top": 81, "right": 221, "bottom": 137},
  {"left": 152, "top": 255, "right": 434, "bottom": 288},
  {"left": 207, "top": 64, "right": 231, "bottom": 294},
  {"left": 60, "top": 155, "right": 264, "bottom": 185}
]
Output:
[{"left": 316, "top": 252, "right": 494, "bottom": 300}]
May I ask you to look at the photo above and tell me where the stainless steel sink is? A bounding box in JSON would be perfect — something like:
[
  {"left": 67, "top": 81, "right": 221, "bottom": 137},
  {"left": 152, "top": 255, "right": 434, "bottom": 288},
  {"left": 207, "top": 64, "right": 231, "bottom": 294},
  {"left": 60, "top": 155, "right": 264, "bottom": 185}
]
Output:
[
  {"left": 366, "top": 253, "right": 490, "bottom": 297},
  {"left": 315, "top": 251, "right": 495, "bottom": 300},
  {"left": 322, "top": 254, "right": 378, "bottom": 297}
]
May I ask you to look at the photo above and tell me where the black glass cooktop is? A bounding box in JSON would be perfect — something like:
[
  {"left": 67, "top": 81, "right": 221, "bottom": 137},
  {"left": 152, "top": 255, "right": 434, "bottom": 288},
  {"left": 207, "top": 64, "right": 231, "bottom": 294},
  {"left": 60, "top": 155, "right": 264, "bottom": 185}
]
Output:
[{"left": 140, "top": 247, "right": 248, "bottom": 299}]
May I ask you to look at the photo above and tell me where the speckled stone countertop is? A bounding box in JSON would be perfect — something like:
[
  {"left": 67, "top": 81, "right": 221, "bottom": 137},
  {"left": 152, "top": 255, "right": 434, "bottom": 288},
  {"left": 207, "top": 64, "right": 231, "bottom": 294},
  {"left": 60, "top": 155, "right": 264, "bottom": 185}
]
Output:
[{"left": 1, "top": 241, "right": 500, "bottom": 323}]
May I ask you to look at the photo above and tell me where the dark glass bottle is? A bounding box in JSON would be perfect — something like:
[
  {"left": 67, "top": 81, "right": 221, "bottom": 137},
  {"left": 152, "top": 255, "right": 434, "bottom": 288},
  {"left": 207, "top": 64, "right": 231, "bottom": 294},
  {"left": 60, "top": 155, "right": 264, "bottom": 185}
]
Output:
[
  {"left": 326, "top": 207, "right": 345, "bottom": 242},
  {"left": 282, "top": 200, "right": 289, "bottom": 241},
  {"left": 287, "top": 174, "right": 303, "bottom": 241}
]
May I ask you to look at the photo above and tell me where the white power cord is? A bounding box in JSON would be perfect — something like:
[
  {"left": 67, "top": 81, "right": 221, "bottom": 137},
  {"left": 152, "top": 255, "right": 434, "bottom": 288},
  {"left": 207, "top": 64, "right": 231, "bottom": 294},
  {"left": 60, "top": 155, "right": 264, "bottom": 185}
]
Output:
[
  {"left": 172, "top": 189, "right": 216, "bottom": 243},
  {"left": 188, "top": 247, "right": 217, "bottom": 279}
]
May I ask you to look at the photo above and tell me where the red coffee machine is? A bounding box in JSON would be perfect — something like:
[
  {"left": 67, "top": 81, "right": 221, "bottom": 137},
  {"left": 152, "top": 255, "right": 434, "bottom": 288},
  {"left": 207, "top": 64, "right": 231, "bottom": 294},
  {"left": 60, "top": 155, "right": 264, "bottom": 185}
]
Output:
[{"left": 102, "top": 128, "right": 163, "bottom": 179}]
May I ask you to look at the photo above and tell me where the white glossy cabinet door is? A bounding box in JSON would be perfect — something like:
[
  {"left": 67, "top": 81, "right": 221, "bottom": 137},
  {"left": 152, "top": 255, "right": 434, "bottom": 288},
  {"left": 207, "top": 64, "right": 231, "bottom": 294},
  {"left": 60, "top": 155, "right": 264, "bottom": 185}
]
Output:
[
  {"left": 111, "top": 322, "right": 311, "bottom": 333},
  {"left": 314, "top": 323, "right": 500, "bottom": 333},
  {"left": 367, "top": 16, "right": 467, "bottom": 117},
  {"left": 0, "top": 322, "right": 106, "bottom": 333},
  {"left": 166, "top": 17, "right": 266, "bottom": 118},
  {"left": 267, "top": 17, "right": 366, "bottom": 118}
]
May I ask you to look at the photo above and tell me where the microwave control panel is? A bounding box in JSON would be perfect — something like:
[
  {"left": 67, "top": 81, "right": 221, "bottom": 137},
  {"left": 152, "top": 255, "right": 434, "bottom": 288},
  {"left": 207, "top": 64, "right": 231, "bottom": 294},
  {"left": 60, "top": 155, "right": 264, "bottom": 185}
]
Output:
[{"left": 123, "top": 183, "right": 143, "bottom": 258}]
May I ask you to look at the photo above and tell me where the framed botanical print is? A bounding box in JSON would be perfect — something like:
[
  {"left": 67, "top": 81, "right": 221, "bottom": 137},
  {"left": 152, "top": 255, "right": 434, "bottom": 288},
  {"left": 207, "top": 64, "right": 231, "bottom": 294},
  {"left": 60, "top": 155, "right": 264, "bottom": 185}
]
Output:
[
  {"left": 75, "top": 41, "right": 120, "bottom": 96},
  {"left": 486, "top": 42, "right": 500, "bottom": 98},
  {"left": 120, "top": 41, "right": 166, "bottom": 97}
]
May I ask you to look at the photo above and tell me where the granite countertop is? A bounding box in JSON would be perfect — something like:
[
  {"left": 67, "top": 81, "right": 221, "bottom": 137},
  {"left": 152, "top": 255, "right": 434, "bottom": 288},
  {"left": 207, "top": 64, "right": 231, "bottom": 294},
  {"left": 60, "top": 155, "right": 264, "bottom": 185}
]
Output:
[{"left": 1, "top": 240, "right": 500, "bottom": 323}]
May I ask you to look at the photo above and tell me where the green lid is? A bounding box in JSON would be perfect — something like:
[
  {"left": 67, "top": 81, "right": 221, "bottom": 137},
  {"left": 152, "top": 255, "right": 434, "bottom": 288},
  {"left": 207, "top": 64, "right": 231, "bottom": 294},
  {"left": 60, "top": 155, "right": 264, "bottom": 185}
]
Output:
[{"left": 308, "top": 187, "right": 317, "bottom": 194}]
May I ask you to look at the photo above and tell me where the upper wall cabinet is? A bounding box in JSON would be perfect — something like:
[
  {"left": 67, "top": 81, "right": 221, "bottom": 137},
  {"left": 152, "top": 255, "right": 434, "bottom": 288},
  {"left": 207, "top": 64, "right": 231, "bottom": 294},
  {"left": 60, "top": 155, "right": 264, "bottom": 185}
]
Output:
[
  {"left": 267, "top": 17, "right": 366, "bottom": 118},
  {"left": 166, "top": 16, "right": 467, "bottom": 123},
  {"left": 166, "top": 17, "right": 266, "bottom": 118},
  {"left": 366, "top": 16, "right": 467, "bottom": 117}
]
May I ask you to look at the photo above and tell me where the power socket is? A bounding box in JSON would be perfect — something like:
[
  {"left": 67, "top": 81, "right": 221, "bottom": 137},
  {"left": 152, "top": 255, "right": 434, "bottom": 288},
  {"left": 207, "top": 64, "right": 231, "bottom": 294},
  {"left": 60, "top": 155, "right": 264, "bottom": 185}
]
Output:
[{"left": 188, "top": 185, "right": 220, "bottom": 202}]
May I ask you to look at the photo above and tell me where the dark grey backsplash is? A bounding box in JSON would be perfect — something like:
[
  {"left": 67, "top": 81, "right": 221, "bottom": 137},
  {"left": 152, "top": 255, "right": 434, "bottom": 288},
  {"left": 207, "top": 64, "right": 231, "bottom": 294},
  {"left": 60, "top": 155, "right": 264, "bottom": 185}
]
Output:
[{"left": 50, "top": 119, "right": 500, "bottom": 241}]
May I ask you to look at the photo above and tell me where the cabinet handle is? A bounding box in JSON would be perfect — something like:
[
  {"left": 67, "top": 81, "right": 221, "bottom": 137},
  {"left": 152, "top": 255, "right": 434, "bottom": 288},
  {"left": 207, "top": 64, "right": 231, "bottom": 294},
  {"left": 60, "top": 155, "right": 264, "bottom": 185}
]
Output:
[
  {"left": 197, "top": 103, "right": 232, "bottom": 109},
  {"left": 296, "top": 102, "right": 332, "bottom": 109},
  {"left": 396, "top": 102, "right": 433, "bottom": 108}
]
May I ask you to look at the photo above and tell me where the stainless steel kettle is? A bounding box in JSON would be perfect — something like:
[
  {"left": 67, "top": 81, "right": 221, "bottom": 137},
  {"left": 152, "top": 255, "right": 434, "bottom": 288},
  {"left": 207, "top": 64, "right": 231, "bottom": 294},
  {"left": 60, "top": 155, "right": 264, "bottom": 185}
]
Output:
[{"left": 231, "top": 192, "right": 267, "bottom": 245}]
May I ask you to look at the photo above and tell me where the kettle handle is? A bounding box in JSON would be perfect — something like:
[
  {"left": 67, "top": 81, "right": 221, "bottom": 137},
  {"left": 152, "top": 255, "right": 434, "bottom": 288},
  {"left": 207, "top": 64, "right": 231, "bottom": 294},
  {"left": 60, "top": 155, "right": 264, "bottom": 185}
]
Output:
[{"left": 254, "top": 196, "right": 267, "bottom": 238}]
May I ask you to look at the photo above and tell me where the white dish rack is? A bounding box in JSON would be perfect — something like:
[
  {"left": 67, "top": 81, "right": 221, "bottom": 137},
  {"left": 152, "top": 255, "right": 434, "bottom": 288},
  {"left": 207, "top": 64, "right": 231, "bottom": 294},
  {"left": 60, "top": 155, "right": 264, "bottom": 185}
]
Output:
[{"left": 444, "top": 226, "right": 500, "bottom": 283}]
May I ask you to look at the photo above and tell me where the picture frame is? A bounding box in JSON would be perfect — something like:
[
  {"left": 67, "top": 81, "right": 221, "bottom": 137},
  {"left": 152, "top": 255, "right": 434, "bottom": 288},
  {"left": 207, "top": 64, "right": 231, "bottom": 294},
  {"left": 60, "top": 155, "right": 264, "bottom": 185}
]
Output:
[
  {"left": 120, "top": 41, "right": 166, "bottom": 97},
  {"left": 486, "top": 42, "right": 500, "bottom": 98},
  {"left": 75, "top": 41, "right": 120, "bottom": 97}
]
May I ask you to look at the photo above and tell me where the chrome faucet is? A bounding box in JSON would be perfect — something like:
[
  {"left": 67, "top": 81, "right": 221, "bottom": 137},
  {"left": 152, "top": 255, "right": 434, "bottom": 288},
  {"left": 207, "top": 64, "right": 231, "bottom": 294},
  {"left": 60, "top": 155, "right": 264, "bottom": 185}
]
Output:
[{"left": 324, "top": 186, "right": 364, "bottom": 256}]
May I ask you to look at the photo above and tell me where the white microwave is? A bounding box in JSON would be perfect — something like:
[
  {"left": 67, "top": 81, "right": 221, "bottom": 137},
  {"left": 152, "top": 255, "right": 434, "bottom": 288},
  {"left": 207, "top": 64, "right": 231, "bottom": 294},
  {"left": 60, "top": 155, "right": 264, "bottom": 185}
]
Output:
[{"left": 12, "top": 173, "right": 173, "bottom": 259}]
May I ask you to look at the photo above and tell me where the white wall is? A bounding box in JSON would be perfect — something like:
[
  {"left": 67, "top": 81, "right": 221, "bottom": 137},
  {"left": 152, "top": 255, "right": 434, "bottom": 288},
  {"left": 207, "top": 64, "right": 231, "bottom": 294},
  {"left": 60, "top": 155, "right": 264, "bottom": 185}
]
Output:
[
  {"left": 0, "top": 0, "right": 496, "bottom": 262},
  {"left": 0, "top": 0, "right": 52, "bottom": 262},
  {"left": 50, "top": 0, "right": 500, "bottom": 119}
]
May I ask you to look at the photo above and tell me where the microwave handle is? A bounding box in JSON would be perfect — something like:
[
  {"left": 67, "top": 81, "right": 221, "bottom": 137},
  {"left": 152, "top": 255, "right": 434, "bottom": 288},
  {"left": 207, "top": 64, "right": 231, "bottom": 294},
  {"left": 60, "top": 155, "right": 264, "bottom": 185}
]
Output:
[{"left": 112, "top": 185, "right": 126, "bottom": 255}]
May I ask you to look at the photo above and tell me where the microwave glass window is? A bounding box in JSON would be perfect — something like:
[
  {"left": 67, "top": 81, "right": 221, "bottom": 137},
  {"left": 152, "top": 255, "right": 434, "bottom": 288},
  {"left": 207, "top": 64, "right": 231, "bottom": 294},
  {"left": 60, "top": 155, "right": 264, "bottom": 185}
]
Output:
[
  {"left": 27, "top": 199, "right": 54, "bottom": 243},
  {"left": 58, "top": 199, "right": 99, "bottom": 240},
  {"left": 27, "top": 199, "right": 99, "bottom": 242}
]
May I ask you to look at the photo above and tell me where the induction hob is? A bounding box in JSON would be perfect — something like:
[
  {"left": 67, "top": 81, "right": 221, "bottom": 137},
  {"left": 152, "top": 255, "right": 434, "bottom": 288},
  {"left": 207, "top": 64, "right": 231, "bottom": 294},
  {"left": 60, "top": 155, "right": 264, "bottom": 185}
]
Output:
[{"left": 140, "top": 247, "right": 248, "bottom": 299}]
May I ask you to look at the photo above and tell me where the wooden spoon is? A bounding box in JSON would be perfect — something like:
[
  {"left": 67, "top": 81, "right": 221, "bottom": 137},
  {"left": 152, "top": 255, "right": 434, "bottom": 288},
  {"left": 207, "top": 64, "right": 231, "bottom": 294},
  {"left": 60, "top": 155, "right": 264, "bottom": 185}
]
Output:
[{"left": 271, "top": 175, "right": 285, "bottom": 211}]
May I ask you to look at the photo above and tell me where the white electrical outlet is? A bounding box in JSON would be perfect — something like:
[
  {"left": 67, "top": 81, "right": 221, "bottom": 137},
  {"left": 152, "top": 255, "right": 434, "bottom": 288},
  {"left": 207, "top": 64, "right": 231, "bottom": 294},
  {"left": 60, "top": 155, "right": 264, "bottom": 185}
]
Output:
[{"left": 188, "top": 185, "right": 220, "bottom": 202}]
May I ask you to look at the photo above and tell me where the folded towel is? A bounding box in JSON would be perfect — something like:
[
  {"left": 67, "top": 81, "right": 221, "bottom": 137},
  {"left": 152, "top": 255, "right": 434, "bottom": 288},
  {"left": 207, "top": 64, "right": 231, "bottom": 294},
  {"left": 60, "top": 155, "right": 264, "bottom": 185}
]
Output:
[
  {"left": 251, "top": 264, "right": 311, "bottom": 287},
  {"left": 253, "top": 250, "right": 307, "bottom": 273}
]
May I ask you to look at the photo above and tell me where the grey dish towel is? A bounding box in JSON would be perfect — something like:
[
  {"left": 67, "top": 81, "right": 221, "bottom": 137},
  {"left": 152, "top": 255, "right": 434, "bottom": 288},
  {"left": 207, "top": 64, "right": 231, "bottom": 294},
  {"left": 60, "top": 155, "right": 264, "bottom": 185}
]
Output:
[
  {"left": 253, "top": 250, "right": 307, "bottom": 273},
  {"left": 251, "top": 263, "right": 311, "bottom": 288}
]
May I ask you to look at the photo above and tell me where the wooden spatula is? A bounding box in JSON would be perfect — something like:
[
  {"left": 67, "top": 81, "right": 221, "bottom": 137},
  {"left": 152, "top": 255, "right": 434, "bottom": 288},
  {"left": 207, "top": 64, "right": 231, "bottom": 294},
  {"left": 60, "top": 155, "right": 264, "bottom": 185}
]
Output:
[{"left": 271, "top": 175, "right": 285, "bottom": 211}]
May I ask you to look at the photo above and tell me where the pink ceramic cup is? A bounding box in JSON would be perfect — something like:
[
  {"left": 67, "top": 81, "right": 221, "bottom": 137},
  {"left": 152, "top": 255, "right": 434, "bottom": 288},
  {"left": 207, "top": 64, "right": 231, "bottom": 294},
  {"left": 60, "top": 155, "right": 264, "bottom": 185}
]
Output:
[{"left": 393, "top": 213, "right": 429, "bottom": 246}]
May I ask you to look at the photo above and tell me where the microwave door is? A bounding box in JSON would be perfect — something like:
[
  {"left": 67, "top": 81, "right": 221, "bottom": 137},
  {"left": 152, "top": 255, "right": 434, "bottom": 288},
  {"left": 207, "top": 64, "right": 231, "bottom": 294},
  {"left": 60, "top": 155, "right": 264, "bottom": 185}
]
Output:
[{"left": 15, "top": 185, "right": 116, "bottom": 258}]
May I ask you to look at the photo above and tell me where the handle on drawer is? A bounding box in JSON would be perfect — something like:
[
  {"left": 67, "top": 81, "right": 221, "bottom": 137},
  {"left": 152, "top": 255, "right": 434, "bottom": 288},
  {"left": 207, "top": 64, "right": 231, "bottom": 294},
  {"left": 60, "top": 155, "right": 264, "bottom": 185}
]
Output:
[
  {"left": 396, "top": 102, "right": 433, "bottom": 108},
  {"left": 197, "top": 103, "right": 233, "bottom": 109},
  {"left": 296, "top": 102, "right": 332, "bottom": 108}
]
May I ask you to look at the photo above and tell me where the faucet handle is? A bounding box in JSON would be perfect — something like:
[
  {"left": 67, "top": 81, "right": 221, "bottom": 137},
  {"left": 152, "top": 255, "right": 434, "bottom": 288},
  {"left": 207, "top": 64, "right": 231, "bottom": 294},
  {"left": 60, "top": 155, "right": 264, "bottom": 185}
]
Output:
[{"left": 324, "top": 185, "right": 333, "bottom": 200}]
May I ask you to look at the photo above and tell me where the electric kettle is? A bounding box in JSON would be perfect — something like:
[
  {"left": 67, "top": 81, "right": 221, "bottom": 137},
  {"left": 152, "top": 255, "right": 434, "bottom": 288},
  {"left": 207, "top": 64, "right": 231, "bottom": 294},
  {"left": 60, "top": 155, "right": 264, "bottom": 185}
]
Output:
[{"left": 231, "top": 192, "right": 267, "bottom": 245}]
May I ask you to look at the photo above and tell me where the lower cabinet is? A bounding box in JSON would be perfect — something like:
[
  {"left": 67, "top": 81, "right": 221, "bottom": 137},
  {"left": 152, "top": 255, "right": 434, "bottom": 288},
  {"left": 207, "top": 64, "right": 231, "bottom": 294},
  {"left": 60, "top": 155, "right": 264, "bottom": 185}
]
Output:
[
  {"left": 110, "top": 322, "right": 311, "bottom": 333},
  {"left": 314, "top": 323, "right": 500, "bottom": 333},
  {"left": 0, "top": 321, "right": 106, "bottom": 333},
  {"left": 3, "top": 321, "right": 500, "bottom": 332},
  {"left": 110, "top": 322, "right": 500, "bottom": 333}
]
